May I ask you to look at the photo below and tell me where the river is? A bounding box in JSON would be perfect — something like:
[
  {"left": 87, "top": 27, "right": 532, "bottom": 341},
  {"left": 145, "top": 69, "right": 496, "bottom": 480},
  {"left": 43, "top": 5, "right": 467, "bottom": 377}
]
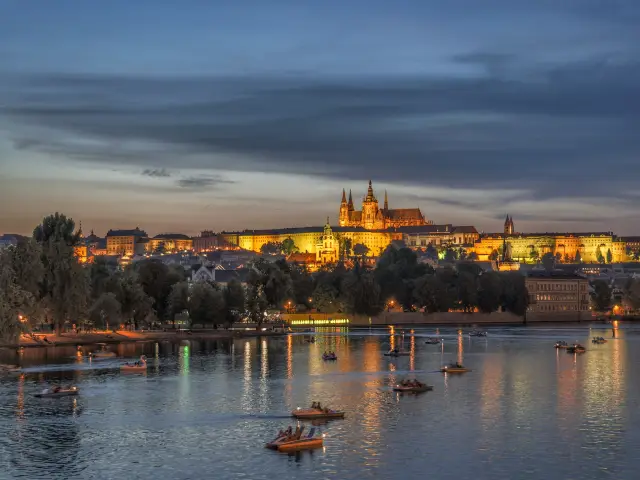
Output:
[{"left": 0, "top": 323, "right": 638, "bottom": 479}]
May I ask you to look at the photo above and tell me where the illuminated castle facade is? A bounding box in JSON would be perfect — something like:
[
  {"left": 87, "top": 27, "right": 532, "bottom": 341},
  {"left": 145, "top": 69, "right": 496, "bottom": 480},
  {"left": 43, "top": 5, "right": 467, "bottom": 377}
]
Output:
[{"left": 339, "top": 181, "right": 429, "bottom": 229}]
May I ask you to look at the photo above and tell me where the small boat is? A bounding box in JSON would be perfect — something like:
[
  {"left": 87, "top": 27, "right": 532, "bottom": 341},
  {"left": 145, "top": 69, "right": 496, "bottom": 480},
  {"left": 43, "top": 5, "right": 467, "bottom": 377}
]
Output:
[
  {"left": 34, "top": 386, "right": 79, "bottom": 398},
  {"left": 292, "top": 407, "right": 345, "bottom": 420},
  {"left": 424, "top": 338, "right": 441, "bottom": 345},
  {"left": 393, "top": 383, "right": 433, "bottom": 393},
  {"left": 273, "top": 427, "right": 323, "bottom": 453},
  {"left": 592, "top": 337, "right": 607, "bottom": 344},
  {"left": 384, "top": 349, "right": 410, "bottom": 357},
  {"left": 567, "top": 344, "right": 586, "bottom": 354},
  {"left": 554, "top": 341, "right": 569, "bottom": 349},
  {"left": 322, "top": 353, "right": 337, "bottom": 361},
  {"left": 120, "top": 355, "right": 147, "bottom": 373},
  {"left": 469, "top": 330, "right": 487, "bottom": 337},
  {"left": 440, "top": 363, "right": 471, "bottom": 373}
]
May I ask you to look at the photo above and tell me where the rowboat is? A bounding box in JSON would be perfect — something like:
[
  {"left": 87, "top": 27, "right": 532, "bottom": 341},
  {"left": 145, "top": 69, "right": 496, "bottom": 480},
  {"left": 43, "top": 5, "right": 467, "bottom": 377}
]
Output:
[
  {"left": 440, "top": 364, "right": 471, "bottom": 373},
  {"left": 322, "top": 354, "right": 337, "bottom": 361},
  {"left": 292, "top": 408, "right": 345, "bottom": 420},
  {"left": 592, "top": 337, "right": 607, "bottom": 344},
  {"left": 35, "top": 386, "right": 79, "bottom": 398},
  {"left": 424, "top": 338, "right": 441, "bottom": 345},
  {"left": 469, "top": 331, "right": 487, "bottom": 337},
  {"left": 392, "top": 384, "right": 433, "bottom": 393},
  {"left": 268, "top": 427, "right": 324, "bottom": 452},
  {"left": 121, "top": 355, "right": 147, "bottom": 373},
  {"left": 554, "top": 341, "right": 569, "bottom": 349},
  {"left": 567, "top": 344, "right": 586, "bottom": 354},
  {"left": 384, "top": 349, "right": 410, "bottom": 357}
]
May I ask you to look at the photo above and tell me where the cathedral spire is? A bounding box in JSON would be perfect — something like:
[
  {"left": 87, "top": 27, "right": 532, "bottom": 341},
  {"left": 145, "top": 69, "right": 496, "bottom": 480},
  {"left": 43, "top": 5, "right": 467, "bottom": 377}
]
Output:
[
  {"left": 384, "top": 190, "right": 388, "bottom": 211},
  {"left": 365, "top": 180, "right": 375, "bottom": 202},
  {"left": 348, "top": 189, "right": 354, "bottom": 210},
  {"left": 341, "top": 188, "right": 347, "bottom": 204}
]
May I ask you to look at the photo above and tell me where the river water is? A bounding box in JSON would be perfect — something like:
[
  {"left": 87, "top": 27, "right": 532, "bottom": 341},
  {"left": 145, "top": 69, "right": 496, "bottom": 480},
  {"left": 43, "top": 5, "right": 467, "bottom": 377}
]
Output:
[{"left": 0, "top": 324, "right": 638, "bottom": 479}]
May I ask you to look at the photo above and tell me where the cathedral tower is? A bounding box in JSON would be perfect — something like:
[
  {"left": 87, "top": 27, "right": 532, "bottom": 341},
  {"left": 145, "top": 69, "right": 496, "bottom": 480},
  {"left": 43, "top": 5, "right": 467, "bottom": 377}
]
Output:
[
  {"left": 504, "top": 215, "right": 514, "bottom": 235},
  {"left": 362, "top": 180, "right": 380, "bottom": 230},
  {"left": 339, "top": 189, "right": 349, "bottom": 227}
]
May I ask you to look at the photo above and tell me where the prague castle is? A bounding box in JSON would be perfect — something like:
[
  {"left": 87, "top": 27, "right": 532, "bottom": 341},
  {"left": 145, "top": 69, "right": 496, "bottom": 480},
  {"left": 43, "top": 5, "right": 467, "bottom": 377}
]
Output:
[{"left": 339, "top": 181, "right": 429, "bottom": 229}]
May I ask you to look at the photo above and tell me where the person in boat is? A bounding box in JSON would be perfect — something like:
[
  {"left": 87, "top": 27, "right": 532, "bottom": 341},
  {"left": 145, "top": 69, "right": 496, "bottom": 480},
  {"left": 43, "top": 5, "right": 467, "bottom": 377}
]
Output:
[
  {"left": 53, "top": 386, "right": 61, "bottom": 393},
  {"left": 316, "top": 401, "right": 322, "bottom": 410}
]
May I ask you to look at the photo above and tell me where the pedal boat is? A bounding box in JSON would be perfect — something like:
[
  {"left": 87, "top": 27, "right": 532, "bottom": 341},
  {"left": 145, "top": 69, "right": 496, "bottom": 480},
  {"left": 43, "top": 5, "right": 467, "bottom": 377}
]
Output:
[
  {"left": 392, "top": 384, "right": 433, "bottom": 393},
  {"left": 35, "top": 386, "right": 78, "bottom": 398},
  {"left": 292, "top": 407, "right": 345, "bottom": 420},
  {"left": 440, "top": 364, "right": 471, "bottom": 373}
]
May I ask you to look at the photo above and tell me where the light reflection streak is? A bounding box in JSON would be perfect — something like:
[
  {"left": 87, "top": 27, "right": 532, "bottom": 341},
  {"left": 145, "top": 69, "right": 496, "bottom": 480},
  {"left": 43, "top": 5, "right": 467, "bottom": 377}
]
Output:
[
  {"left": 259, "top": 339, "right": 268, "bottom": 410},
  {"left": 286, "top": 334, "right": 293, "bottom": 379},
  {"left": 16, "top": 373, "right": 24, "bottom": 419},
  {"left": 241, "top": 341, "right": 252, "bottom": 411},
  {"left": 457, "top": 334, "right": 464, "bottom": 366},
  {"left": 409, "top": 333, "right": 415, "bottom": 371}
]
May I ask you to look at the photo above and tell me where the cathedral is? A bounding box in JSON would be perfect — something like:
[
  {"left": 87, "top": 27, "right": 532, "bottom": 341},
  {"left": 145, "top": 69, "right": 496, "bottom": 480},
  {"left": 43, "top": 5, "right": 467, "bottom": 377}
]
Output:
[{"left": 339, "top": 181, "right": 428, "bottom": 230}]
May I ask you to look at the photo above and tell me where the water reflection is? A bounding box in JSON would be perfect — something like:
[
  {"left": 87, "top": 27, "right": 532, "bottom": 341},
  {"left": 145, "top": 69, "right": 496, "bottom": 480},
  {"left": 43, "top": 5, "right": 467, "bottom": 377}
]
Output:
[{"left": 2, "top": 326, "right": 640, "bottom": 478}]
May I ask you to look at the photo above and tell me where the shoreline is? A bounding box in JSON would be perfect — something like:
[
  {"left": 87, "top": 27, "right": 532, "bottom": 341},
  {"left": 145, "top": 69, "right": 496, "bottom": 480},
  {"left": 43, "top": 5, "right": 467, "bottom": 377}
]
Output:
[{"left": 2, "top": 330, "right": 285, "bottom": 350}]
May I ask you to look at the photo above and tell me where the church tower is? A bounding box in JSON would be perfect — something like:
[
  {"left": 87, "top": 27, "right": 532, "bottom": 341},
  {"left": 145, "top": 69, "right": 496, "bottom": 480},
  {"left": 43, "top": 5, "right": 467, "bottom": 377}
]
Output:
[
  {"left": 362, "top": 180, "right": 379, "bottom": 230},
  {"left": 339, "top": 189, "right": 349, "bottom": 227},
  {"left": 504, "top": 215, "right": 514, "bottom": 235}
]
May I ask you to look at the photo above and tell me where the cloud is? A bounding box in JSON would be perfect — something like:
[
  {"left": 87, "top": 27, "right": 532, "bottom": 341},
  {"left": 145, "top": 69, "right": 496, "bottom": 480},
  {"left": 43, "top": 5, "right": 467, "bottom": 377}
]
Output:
[
  {"left": 1, "top": 55, "right": 640, "bottom": 204},
  {"left": 176, "top": 175, "right": 235, "bottom": 189},
  {"left": 142, "top": 168, "right": 171, "bottom": 178}
]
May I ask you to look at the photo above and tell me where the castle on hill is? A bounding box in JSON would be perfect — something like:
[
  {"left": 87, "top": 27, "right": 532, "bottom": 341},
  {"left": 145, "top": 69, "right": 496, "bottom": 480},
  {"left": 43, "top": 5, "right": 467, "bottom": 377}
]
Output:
[{"left": 339, "top": 180, "right": 430, "bottom": 230}]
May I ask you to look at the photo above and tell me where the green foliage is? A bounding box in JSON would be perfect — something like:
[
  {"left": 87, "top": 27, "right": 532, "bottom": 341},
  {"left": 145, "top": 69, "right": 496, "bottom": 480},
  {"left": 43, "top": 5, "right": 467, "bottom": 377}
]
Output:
[
  {"left": 167, "top": 281, "right": 190, "bottom": 321},
  {"left": 413, "top": 273, "right": 455, "bottom": 313},
  {"left": 541, "top": 252, "right": 555, "bottom": 271},
  {"left": 529, "top": 248, "right": 539, "bottom": 263},
  {"left": 134, "top": 260, "right": 184, "bottom": 320},
  {"left": 260, "top": 241, "right": 283, "bottom": 255},
  {"left": 353, "top": 243, "right": 370, "bottom": 257},
  {"left": 281, "top": 238, "right": 299, "bottom": 256},
  {"left": 341, "top": 265, "right": 382, "bottom": 316},
  {"left": 596, "top": 246, "right": 605, "bottom": 264},
  {"left": 0, "top": 250, "right": 34, "bottom": 342},
  {"left": 623, "top": 278, "right": 640, "bottom": 311},
  {"left": 33, "top": 212, "right": 81, "bottom": 246},
  {"left": 591, "top": 280, "right": 612, "bottom": 312},
  {"left": 89, "top": 292, "right": 121, "bottom": 330},
  {"left": 477, "top": 272, "right": 503, "bottom": 313},
  {"left": 188, "top": 283, "right": 226, "bottom": 327},
  {"left": 312, "top": 282, "right": 341, "bottom": 313},
  {"left": 489, "top": 250, "right": 499, "bottom": 261},
  {"left": 500, "top": 272, "right": 529, "bottom": 316},
  {"left": 375, "top": 246, "right": 432, "bottom": 309},
  {"left": 575, "top": 250, "right": 582, "bottom": 263},
  {"left": 425, "top": 244, "right": 438, "bottom": 260},
  {"left": 606, "top": 248, "right": 613, "bottom": 264},
  {"left": 443, "top": 248, "right": 457, "bottom": 262},
  {"left": 246, "top": 271, "right": 268, "bottom": 327}
]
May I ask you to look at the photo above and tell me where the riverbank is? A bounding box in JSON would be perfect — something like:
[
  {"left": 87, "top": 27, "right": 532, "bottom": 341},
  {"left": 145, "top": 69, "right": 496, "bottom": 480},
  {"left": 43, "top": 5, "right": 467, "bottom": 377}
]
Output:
[{"left": 2, "top": 329, "right": 284, "bottom": 350}]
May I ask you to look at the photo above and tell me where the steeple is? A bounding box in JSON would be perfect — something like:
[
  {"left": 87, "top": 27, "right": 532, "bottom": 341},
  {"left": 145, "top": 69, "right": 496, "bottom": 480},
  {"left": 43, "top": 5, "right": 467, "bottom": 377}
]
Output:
[
  {"left": 365, "top": 180, "right": 376, "bottom": 202},
  {"left": 341, "top": 188, "right": 347, "bottom": 204},
  {"left": 348, "top": 189, "right": 354, "bottom": 210},
  {"left": 384, "top": 190, "right": 388, "bottom": 211}
]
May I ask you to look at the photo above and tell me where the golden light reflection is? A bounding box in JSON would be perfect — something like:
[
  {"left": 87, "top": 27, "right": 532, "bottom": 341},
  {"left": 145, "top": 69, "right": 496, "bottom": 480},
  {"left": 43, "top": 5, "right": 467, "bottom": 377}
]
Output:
[
  {"left": 286, "top": 334, "right": 293, "bottom": 379},
  {"left": 16, "top": 373, "right": 25, "bottom": 419},
  {"left": 409, "top": 333, "right": 415, "bottom": 371},
  {"left": 259, "top": 339, "right": 269, "bottom": 410},
  {"left": 457, "top": 334, "right": 464, "bottom": 366},
  {"left": 241, "top": 341, "right": 252, "bottom": 410}
]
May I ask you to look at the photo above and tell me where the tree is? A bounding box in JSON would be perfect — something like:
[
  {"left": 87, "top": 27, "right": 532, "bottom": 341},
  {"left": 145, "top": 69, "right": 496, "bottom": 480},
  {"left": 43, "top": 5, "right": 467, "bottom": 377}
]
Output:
[
  {"left": 529, "top": 248, "right": 539, "bottom": 263},
  {"left": 623, "top": 278, "right": 640, "bottom": 312},
  {"left": 188, "top": 283, "right": 226, "bottom": 328},
  {"left": 134, "top": 260, "right": 183, "bottom": 321},
  {"left": 467, "top": 252, "right": 479, "bottom": 261},
  {"left": 353, "top": 243, "right": 370, "bottom": 258},
  {"left": 413, "top": 274, "right": 455, "bottom": 313},
  {"left": 246, "top": 270, "right": 268, "bottom": 328},
  {"left": 489, "top": 250, "right": 499, "bottom": 261},
  {"left": 288, "top": 263, "right": 314, "bottom": 307},
  {"left": 224, "top": 279, "right": 246, "bottom": 323},
  {"left": 89, "top": 256, "right": 113, "bottom": 300},
  {"left": 575, "top": 250, "right": 582, "bottom": 263},
  {"left": 260, "top": 241, "right": 282, "bottom": 256},
  {"left": 281, "top": 238, "right": 299, "bottom": 256},
  {"left": 117, "top": 272, "right": 153, "bottom": 329},
  {"left": 606, "top": 249, "right": 613, "bottom": 264},
  {"left": 375, "top": 246, "right": 431, "bottom": 310},
  {"left": 35, "top": 216, "right": 90, "bottom": 334},
  {"left": 477, "top": 272, "right": 503, "bottom": 313},
  {"left": 425, "top": 244, "right": 438, "bottom": 260},
  {"left": 500, "top": 272, "right": 529, "bottom": 316},
  {"left": 341, "top": 265, "right": 382, "bottom": 316},
  {"left": 167, "top": 281, "right": 190, "bottom": 321},
  {"left": 457, "top": 272, "right": 478, "bottom": 312},
  {"left": 312, "top": 282, "right": 341, "bottom": 313},
  {"left": 444, "top": 248, "right": 457, "bottom": 262},
  {"left": 33, "top": 212, "right": 81, "bottom": 246},
  {"left": 564, "top": 253, "right": 572, "bottom": 263},
  {"left": 89, "top": 292, "right": 121, "bottom": 330},
  {"left": 596, "top": 246, "right": 605, "bottom": 264},
  {"left": 541, "top": 252, "right": 555, "bottom": 272},
  {"left": 591, "top": 280, "right": 612, "bottom": 312},
  {"left": 0, "top": 250, "right": 34, "bottom": 342},
  {"left": 555, "top": 252, "right": 563, "bottom": 264}
]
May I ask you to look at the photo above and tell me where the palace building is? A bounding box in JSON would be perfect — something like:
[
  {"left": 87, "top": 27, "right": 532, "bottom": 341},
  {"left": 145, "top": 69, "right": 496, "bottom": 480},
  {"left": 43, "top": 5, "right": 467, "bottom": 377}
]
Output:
[
  {"left": 339, "top": 181, "right": 429, "bottom": 229},
  {"left": 472, "top": 216, "right": 627, "bottom": 263}
]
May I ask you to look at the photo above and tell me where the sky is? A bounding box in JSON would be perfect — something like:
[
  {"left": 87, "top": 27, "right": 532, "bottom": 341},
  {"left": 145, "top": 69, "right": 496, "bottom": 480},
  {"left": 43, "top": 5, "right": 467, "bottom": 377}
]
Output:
[{"left": 1, "top": 0, "right": 640, "bottom": 236}]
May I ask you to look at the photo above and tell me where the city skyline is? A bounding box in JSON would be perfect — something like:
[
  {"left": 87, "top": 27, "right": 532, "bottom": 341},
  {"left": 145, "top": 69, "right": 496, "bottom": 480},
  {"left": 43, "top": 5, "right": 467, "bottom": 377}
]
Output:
[{"left": 2, "top": 1, "right": 640, "bottom": 235}]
